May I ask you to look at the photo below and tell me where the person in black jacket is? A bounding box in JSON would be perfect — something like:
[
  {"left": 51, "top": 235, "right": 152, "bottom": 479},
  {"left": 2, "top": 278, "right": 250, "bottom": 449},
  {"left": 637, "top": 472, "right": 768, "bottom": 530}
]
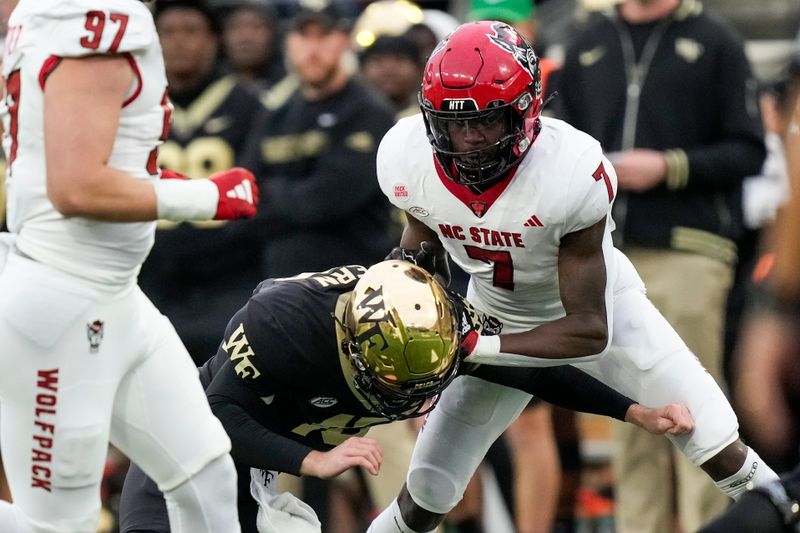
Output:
[
  {"left": 118, "top": 261, "right": 693, "bottom": 533},
  {"left": 554, "top": 1, "right": 766, "bottom": 530},
  {"left": 241, "top": 1, "right": 397, "bottom": 278}
]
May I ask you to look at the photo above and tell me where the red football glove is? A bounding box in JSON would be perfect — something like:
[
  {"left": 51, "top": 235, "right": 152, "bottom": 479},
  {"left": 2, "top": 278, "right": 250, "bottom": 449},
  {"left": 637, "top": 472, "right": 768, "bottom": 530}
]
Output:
[
  {"left": 159, "top": 168, "right": 189, "bottom": 180},
  {"left": 208, "top": 167, "right": 259, "bottom": 220}
]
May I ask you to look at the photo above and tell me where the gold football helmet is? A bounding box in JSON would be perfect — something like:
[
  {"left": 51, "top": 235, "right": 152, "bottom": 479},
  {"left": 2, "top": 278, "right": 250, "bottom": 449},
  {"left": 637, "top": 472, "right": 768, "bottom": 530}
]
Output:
[{"left": 341, "top": 260, "right": 459, "bottom": 419}]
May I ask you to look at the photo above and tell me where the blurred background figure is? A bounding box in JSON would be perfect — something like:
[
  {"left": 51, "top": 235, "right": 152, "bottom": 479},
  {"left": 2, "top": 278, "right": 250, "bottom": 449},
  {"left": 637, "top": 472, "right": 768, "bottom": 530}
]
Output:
[
  {"left": 555, "top": 0, "right": 766, "bottom": 531},
  {"left": 218, "top": 0, "right": 287, "bottom": 95},
  {"left": 700, "top": 51, "right": 800, "bottom": 533},
  {"left": 359, "top": 34, "right": 424, "bottom": 118},
  {"left": 140, "top": 0, "right": 264, "bottom": 364},
  {"left": 242, "top": 0, "right": 395, "bottom": 279}
]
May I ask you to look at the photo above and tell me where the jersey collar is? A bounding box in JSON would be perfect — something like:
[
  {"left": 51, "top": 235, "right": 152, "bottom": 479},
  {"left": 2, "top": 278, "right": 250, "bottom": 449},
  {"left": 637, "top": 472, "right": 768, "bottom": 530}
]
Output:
[{"left": 433, "top": 157, "right": 519, "bottom": 218}]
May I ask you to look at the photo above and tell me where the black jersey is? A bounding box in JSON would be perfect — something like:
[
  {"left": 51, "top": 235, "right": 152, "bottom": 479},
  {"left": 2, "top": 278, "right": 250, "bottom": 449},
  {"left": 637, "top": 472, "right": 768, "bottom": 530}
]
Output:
[
  {"left": 203, "top": 265, "right": 391, "bottom": 455},
  {"left": 201, "top": 264, "right": 636, "bottom": 475}
]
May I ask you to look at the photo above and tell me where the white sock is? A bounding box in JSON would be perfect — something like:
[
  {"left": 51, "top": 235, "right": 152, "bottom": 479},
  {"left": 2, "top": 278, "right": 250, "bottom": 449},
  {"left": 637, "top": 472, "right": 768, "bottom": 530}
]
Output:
[
  {"left": 367, "top": 498, "right": 435, "bottom": 533},
  {"left": 714, "top": 447, "right": 779, "bottom": 500}
]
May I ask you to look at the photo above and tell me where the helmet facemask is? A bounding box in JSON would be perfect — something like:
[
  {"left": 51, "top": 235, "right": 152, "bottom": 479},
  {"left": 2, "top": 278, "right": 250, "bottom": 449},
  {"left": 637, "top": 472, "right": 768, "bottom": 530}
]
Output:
[
  {"left": 421, "top": 91, "right": 536, "bottom": 189},
  {"left": 337, "top": 261, "right": 460, "bottom": 420}
]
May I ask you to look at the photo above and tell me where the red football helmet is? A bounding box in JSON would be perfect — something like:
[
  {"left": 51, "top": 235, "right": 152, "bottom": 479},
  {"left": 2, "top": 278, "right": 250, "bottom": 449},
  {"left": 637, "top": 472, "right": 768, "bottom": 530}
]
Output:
[{"left": 419, "top": 21, "right": 543, "bottom": 187}]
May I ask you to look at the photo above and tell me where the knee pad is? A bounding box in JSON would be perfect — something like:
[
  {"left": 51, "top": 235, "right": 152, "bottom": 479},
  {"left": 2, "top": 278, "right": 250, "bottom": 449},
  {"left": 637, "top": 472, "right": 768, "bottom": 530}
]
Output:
[
  {"left": 406, "top": 464, "right": 461, "bottom": 514},
  {"left": 50, "top": 426, "right": 106, "bottom": 490}
]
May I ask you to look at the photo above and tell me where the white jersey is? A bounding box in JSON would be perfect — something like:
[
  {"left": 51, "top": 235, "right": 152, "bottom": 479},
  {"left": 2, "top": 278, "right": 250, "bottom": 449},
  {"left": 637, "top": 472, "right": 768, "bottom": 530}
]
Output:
[
  {"left": 2, "top": 0, "right": 168, "bottom": 286},
  {"left": 378, "top": 115, "right": 619, "bottom": 331}
]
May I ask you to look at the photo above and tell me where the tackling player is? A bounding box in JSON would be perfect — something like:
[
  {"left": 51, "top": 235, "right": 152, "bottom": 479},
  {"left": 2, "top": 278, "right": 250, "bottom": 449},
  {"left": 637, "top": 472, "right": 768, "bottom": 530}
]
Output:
[
  {"left": 0, "top": 1, "right": 258, "bottom": 532},
  {"left": 118, "top": 261, "right": 693, "bottom": 533},
  {"left": 368, "top": 21, "right": 779, "bottom": 533}
]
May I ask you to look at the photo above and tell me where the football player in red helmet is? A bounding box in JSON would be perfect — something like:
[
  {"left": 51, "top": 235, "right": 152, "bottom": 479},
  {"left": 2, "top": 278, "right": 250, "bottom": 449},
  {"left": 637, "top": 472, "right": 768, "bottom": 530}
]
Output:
[
  {"left": 368, "top": 20, "right": 779, "bottom": 533},
  {"left": 419, "top": 21, "right": 543, "bottom": 189}
]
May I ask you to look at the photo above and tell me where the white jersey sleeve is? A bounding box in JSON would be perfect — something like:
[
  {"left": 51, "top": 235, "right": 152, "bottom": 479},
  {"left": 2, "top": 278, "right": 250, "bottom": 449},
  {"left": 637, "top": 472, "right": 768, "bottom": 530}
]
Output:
[
  {"left": 29, "top": 0, "right": 154, "bottom": 58},
  {"left": 563, "top": 144, "right": 617, "bottom": 235},
  {"left": 376, "top": 116, "right": 423, "bottom": 209}
]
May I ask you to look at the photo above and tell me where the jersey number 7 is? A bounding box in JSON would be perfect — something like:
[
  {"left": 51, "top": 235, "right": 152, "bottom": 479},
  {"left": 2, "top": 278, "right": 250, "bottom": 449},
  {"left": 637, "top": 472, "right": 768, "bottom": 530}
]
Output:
[{"left": 464, "top": 245, "right": 514, "bottom": 290}]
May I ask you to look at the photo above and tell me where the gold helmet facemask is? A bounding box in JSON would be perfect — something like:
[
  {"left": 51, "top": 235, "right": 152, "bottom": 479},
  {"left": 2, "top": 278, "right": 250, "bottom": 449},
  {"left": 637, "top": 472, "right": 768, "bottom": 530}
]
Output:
[{"left": 338, "top": 260, "right": 460, "bottom": 420}]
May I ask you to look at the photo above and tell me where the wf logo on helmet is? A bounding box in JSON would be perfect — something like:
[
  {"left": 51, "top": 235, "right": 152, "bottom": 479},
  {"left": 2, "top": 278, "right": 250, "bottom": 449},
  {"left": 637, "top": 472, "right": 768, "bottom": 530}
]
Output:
[{"left": 354, "top": 287, "right": 395, "bottom": 351}]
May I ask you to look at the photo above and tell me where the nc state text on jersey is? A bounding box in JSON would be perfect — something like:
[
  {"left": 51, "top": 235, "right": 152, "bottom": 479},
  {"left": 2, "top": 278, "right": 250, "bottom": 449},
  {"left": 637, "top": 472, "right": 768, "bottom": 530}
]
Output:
[{"left": 438, "top": 224, "right": 525, "bottom": 248}]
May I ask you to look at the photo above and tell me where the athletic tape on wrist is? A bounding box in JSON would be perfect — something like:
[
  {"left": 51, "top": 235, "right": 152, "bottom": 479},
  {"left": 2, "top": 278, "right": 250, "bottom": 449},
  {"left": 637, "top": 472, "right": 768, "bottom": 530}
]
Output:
[{"left": 153, "top": 179, "right": 218, "bottom": 221}]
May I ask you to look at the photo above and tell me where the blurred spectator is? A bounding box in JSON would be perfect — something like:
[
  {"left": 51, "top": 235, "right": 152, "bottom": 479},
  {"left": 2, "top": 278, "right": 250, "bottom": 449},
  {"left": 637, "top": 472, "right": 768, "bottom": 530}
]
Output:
[
  {"left": 699, "top": 58, "right": 800, "bottom": 533},
  {"left": 404, "top": 9, "right": 462, "bottom": 65},
  {"left": 218, "top": 0, "right": 286, "bottom": 94},
  {"left": 140, "top": 0, "right": 264, "bottom": 364},
  {"left": 555, "top": 0, "right": 766, "bottom": 531},
  {"left": 359, "top": 34, "right": 424, "bottom": 117},
  {"left": 241, "top": 0, "right": 395, "bottom": 280},
  {"left": 351, "top": 0, "right": 425, "bottom": 51},
  {"left": 723, "top": 57, "right": 799, "bottom": 468},
  {"left": 468, "top": 0, "right": 558, "bottom": 92}
]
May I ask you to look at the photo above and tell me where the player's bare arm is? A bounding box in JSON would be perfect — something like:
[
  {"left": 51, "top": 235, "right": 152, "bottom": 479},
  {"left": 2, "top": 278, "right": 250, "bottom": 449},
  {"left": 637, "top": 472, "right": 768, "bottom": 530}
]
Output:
[
  {"left": 45, "top": 56, "right": 258, "bottom": 223},
  {"left": 499, "top": 216, "right": 609, "bottom": 359},
  {"left": 398, "top": 212, "right": 439, "bottom": 249},
  {"left": 45, "top": 55, "right": 158, "bottom": 221}
]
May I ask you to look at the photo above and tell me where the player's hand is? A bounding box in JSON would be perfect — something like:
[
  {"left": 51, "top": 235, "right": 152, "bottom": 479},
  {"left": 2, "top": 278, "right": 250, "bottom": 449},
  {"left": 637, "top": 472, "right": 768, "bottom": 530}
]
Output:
[
  {"left": 625, "top": 403, "right": 694, "bottom": 435},
  {"left": 159, "top": 168, "right": 189, "bottom": 180},
  {"left": 446, "top": 288, "right": 502, "bottom": 358},
  {"left": 385, "top": 241, "right": 451, "bottom": 286},
  {"left": 208, "top": 167, "right": 259, "bottom": 220},
  {"left": 299, "top": 436, "right": 383, "bottom": 479}
]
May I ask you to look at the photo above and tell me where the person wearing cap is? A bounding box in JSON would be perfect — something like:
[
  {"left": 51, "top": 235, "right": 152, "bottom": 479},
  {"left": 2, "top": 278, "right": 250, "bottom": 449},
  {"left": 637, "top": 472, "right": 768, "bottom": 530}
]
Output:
[
  {"left": 241, "top": 0, "right": 396, "bottom": 279},
  {"left": 138, "top": 0, "right": 265, "bottom": 366}
]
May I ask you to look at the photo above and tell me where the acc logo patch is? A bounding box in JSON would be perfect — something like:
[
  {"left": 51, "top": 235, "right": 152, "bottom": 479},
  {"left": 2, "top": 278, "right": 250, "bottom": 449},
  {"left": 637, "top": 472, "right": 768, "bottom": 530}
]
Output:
[
  {"left": 408, "top": 206, "right": 429, "bottom": 217},
  {"left": 393, "top": 183, "right": 409, "bottom": 202},
  {"left": 309, "top": 396, "right": 338, "bottom": 408}
]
